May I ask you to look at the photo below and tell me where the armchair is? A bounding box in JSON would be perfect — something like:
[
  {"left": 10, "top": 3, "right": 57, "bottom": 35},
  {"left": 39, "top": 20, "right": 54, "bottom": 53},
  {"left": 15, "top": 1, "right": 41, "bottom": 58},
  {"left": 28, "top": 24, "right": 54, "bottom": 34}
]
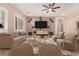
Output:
[
  {"left": 0, "top": 33, "right": 13, "bottom": 49},
  {"left": 63, "top": 34, "right": 78, "bottom": 51}
]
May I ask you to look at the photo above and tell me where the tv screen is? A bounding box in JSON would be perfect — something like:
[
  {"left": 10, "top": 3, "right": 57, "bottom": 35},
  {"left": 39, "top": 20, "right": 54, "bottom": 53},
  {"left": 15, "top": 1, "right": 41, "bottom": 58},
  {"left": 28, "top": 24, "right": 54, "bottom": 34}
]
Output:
[{"left": 35, "top": 21, "right": 47, "bottom": 28}]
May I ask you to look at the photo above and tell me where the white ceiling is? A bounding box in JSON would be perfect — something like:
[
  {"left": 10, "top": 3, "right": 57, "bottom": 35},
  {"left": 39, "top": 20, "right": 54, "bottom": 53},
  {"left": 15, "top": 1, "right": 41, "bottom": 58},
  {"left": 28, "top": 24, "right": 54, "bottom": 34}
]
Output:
[{"left": 12, "top": 3, "right": 79, "bottom": 17}]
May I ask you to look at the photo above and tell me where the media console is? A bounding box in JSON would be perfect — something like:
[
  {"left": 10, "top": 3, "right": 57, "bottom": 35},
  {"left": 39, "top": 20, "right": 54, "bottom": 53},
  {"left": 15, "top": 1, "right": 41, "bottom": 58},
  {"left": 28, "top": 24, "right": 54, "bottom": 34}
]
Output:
[
  {"left": 36, "top": 30, "right": 48, "bottom": 36},
  {"left": 32, "top": 26, "right": 49, "bottom": 37}
]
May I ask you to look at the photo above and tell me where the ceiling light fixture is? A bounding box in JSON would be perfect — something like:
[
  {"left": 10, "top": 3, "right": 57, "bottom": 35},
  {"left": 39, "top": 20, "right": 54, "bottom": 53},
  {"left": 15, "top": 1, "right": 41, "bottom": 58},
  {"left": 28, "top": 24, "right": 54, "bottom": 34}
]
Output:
[
  {"left": 61, "top": 14, "right": 65, "bottom": 16},
  {"left": 41, "top": 3, "right": 61, "bottom": 13},
  {"left": 48, "top": 8, "right": 51, "bottom": 11}
]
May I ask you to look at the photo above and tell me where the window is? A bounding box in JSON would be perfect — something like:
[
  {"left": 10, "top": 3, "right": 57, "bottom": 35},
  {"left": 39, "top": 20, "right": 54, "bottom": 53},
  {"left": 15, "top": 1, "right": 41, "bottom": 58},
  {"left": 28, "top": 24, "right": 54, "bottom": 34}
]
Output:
[
  {"left": 0, "top": 8, "right": 8, "bottom": 32},
  {"left": 14, "top": 15, "right": 24, "bottom": 31}
]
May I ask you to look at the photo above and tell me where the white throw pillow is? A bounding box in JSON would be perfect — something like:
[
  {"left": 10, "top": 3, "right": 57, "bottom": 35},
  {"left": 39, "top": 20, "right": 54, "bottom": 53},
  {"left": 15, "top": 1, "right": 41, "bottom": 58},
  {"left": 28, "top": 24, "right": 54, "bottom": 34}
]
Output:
[{"left": 46, "top": 38, "right": 57, "bottom": 46}]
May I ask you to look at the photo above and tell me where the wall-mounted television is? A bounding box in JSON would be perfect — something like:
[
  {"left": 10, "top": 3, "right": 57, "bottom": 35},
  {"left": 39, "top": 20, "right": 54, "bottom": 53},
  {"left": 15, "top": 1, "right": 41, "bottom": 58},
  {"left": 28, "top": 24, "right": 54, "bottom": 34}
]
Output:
[{"left": 35, "top": 21, "right": 47, "bottom": 29}]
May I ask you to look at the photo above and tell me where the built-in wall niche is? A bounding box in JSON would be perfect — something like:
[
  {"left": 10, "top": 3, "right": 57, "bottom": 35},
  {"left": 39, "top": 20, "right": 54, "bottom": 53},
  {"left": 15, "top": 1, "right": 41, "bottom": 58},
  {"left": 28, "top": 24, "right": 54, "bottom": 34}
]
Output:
[
  {"left": 28, "top": 32, "right": 32, "bottom": 36},
  {"left": 48, "top": 32, "right": 54, "bottom": 37}
]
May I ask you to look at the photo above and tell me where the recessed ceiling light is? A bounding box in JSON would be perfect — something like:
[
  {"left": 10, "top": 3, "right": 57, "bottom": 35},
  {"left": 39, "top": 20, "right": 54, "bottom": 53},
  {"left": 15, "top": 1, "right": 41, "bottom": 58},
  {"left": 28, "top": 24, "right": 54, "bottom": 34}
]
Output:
[
  {"left": 61, "top": 14, "right": 65, "bottom": 16},
  {"left": 27, "top": 12, "right": 30, "bottom": 14},
  {"left": 26, "top": 12, "right": 32, "bottom": 16}
]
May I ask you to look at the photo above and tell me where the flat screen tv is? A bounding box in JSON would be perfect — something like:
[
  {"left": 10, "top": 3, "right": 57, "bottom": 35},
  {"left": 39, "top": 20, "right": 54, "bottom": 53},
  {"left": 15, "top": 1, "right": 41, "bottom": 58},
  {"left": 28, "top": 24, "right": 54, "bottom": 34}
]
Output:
[{"left": 35, "top": 21, "right": 47, "bottom": 28}]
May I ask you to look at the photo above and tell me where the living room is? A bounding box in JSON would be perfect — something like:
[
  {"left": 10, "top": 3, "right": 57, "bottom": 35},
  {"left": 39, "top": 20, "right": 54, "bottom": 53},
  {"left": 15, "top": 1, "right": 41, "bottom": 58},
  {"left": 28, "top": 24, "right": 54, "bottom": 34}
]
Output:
[{"left": 0, "top": 3, "right": 79, "bottom": 56}]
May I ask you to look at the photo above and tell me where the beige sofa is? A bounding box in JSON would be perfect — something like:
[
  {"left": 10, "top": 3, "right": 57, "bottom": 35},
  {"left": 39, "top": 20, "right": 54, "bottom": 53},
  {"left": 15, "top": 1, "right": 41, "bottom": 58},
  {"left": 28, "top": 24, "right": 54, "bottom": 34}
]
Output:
[
  {"left": 0, "top": 33, "right": 13, "bottom": 49},
  {"left": 0, "top": 32, "right": 26, "bottom": 49},
  {"left": 63, "top": 34, "right": 78, "bottom": 51},
  {"left": 12, "top": 32, "right": 26, "bottom": 46},
  {"left": 56, "top": 32, "right": 78, "bottom": 51}
]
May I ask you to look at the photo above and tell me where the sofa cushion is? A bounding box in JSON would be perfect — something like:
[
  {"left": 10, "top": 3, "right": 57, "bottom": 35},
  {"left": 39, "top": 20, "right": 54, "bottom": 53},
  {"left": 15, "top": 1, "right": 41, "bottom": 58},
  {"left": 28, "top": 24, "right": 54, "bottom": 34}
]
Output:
[
  {"left": 18, "top": 32, "right": 26, "bottom": 36},
  {"left": 13, "top": 36, "right": 26, "bottom": 44},
  {"left": 12, "top": 32, "right": 26, "bottom": 37},
  {"left": 65, "top": 34, "right": 77, "bottom": 43},
  {"left": 0, "top": 33, "right": 11, "bottom": 37}
]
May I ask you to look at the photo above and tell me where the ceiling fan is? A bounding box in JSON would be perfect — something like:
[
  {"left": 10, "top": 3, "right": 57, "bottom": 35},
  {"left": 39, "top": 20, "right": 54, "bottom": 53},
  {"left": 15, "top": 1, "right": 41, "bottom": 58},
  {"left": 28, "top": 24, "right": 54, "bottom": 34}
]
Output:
[{"left": 41, "top": 3, "right": 61, "bottom": 13}]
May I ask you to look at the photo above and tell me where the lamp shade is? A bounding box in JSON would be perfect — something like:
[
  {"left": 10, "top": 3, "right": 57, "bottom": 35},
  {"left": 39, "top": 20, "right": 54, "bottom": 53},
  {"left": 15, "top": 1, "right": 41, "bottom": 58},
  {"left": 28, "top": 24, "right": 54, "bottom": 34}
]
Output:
[{"left": 0, "top": 24, "right": 3, "bottom": 28}]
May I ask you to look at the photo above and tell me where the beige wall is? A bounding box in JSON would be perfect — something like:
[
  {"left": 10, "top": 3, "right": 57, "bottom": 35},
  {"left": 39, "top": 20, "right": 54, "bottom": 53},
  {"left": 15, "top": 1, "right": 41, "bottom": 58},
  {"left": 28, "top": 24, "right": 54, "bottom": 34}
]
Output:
[
  {"left": 64, "top": 10, "right": 79, "bottom": 35},
  {"left": 26, "top": 16, "right": 55, "bottom": 34},
  {"left": 0, "top": 3, "right": 26, "bottom": 33},
  {"left": 1, "top": 3, "right": 78, "bottom": 35},
  {"left": 26, "top": 16, "right": 66, "bottom": 35}
]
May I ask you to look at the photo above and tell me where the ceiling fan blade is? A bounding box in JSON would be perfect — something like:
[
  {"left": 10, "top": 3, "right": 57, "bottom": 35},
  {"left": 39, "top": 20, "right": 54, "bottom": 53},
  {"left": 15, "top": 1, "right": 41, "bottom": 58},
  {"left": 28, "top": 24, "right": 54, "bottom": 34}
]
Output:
[
  {"left": 41, "top": 9, "right": 48, "bottom": 11},
  {"left": 51, "top": 9, "right": 55, "bottom": 12},
  {"left": 52, "top": 3, "right": 55, "bottom": 7},
  {"left": 43, "top": 5, "right": 49, "bottom": 8},
  {"left": 53, "top": 6, "right": 61, "bottom": 9},
  {"left": 47, "top": 10, "right": 49, "bottom": 13}
]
